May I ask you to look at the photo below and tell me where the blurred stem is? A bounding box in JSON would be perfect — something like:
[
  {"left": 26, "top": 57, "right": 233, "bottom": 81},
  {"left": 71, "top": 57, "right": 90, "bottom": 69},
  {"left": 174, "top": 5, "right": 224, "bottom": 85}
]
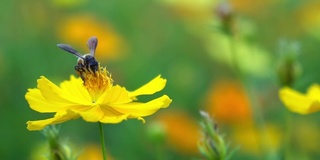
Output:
[
  {"left": 229, "top": 36, "right": 240, "bottom": 75},
  {"left": 228, "top": 36, "right": 278, "bottom": 160},
  {"left": 99, "top": 122, "right": 107, "bottom": 160},
  {"left": 156, "top": 143, "right": 165, "bottom": 160},
  {"left": 282, "top": 82, "right": 295, "bottom": 159},
  {"left": 284, "top": 111, "right": 293, "bottom": 158}
]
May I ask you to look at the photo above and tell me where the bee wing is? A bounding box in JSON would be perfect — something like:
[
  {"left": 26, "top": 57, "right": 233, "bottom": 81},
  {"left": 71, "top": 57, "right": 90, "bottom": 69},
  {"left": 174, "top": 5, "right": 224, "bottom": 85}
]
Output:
[
  {"left": 87, "top": 36, "right": 98, "bottom": 57},
  {"left": 57, "top": 44, "right": 84, "bottom": 59}
]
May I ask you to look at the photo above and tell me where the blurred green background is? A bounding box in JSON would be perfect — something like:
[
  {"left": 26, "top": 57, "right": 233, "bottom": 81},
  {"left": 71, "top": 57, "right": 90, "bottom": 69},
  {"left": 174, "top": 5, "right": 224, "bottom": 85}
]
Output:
[{"left": 1, "top": 0, "right": 320, "bottom": 159}]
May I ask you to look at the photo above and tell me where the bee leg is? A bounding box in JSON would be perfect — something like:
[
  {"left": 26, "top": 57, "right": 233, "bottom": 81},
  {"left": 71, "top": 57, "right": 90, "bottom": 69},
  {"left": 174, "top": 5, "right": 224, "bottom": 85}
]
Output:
[
  {"left": 75, "top": 66, "right": 86, "bottom": 82},
  {"left": 80, "top": 74, "right": 86, "bottom": 82},
  {"left": 87, "top": 64, "right": 97, "bottom": 73}
]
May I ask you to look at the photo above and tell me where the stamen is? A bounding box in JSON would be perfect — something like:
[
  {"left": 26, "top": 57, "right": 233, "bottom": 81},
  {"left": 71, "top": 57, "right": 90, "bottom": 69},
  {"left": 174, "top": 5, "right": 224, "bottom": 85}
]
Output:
[{"left": 81, "top": 64, "right": 113, "bottom": 101}]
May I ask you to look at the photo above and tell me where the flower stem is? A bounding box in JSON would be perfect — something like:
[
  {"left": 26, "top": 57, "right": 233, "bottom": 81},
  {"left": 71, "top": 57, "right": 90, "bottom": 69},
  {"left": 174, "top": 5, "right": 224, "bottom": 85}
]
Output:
[
  {"left": 228, "top": 36, "right": 278, "bottom": 159},
  {"left": 99, "top": 122, "right": 107, "bottom": 160}
]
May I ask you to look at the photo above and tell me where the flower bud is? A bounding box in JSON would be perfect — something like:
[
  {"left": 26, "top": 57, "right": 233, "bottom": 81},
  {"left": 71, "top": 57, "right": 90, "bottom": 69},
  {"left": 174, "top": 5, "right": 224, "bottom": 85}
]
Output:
[
  {"left": 42, "top": 125, "right": 76, "bottom": 160},
  {"left": 198, "top": 111, "right": 235, "bottom": 160},
  {"left": 215, "top": 2, "right": 234, "bottom": 35},
  {"left": 276, "top": 41, "right": 302, "bottom": 87}
]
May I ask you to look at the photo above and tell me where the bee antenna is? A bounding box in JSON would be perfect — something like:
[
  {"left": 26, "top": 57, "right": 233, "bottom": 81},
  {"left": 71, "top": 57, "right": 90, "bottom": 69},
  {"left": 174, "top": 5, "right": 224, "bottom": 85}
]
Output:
[
  {"left": 57, "top": 44, "right": 84, "bottom": 59},
  {"left": 87, "top": 36, "right": 98, "bottom": 56}
]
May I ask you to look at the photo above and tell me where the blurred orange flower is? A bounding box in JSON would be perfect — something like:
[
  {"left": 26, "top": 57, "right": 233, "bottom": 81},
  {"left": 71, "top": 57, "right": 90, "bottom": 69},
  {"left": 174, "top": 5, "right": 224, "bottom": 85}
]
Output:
[
  {"left": 154, "top": 110, "right": 201, "bottom": 155},
  {"left": 205, "top": 80, "right": 252, "bottom": 125},
  {"left": 56, "top": 15, "right": 125, "bottom": 60}
]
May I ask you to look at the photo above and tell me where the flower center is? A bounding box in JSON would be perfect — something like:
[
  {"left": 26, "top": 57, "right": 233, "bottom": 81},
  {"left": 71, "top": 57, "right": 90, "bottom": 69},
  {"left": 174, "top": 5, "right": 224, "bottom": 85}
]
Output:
[{"left": 81, "top": 64, "right": 113, "bottom": 102}]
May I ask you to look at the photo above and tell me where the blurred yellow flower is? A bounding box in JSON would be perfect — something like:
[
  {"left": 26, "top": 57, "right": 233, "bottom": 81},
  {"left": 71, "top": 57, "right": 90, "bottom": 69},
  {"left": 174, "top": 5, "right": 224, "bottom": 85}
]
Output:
[
  {"left": 158, "top": 0, "right": 216, "bottom": 22},
  {"left": 26, "top": 68, "right": 172, "bottom": 130},
  {"left": 291, "top": 121, "right": 320, "bottom": 154},
  {"left": 56, "top": 15, "right": 125, "bottom": 60},
  {"left": 51, "top": 0, "right": 87, "bottom": 8},
  {"left": 297, "top": 1, "right": 320, "bottom": 39},
  {"left": 78, "top": 144, "right": 113, "bottom": 160},
  {"left": 205, "top": 80, "right": 253, "bottom": 125},
  {"left": 158, "top": 0, "right": 218, "bottom": 38},
  {"left": 230, "top": 124, "right": 281, "bottom": 155},
  {"left": 279, "top": 85, "right": 320, "bottom": 114},
  {"left": 154, "top": 111, "right": 201, "bottom": 155}
]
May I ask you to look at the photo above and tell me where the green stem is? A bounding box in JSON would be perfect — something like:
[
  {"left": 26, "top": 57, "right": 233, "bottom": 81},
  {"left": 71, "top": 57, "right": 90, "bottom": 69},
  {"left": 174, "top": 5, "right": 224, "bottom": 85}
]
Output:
[
  {"left": 283, "top": 109, "right": 293, "bottom": 158},
  {"left": 99, "top": 122, "right": 107, "bottom": 160},
  {"left": 228, "top": 36, "right": 278, "bottom": 160}
]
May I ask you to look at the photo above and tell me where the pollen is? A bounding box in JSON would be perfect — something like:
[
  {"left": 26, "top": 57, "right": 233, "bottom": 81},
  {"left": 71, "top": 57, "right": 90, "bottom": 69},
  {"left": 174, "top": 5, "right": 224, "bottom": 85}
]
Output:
[{"left": 82, "top": 64, "right": 113, "bottom": 101}]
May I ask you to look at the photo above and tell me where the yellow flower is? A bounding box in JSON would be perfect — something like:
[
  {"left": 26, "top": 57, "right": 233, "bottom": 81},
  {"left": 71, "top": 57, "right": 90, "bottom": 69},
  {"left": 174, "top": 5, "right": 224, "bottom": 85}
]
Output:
[
  {"left": 26, "top": 69, "right": 172, "bottom": 130},
  {"left": 279, "top": 85, "right": 320, "bottom": 114}
]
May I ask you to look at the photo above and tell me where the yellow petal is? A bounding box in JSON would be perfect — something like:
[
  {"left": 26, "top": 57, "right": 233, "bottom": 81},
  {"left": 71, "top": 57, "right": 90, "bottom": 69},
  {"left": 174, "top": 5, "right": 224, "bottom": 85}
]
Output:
[
  {"left": 27, "top": 118, "right": 57, "bottom": 131},
  {"left": 98, "top": 85, "right": 132, "bottom": 104},
  {"left": 60, "top": 75, "right": 92, "bottom": 104},
  {"left": 26, "top": 87, "right": 91, "bottom": 113},
  {"left": 26, "top": 89, "right": 67, "bottom": 113},
  {"left": 27, "top": 110, "right": 79, "bottom": 131},
  {"left": 99, "top": 114, "right": 130, "bottom": 123},
  {"left": 37, "top": 76, "right": 73, "bottom": 103},
  {"left": 128, "top": 75, "right": 167, "bottom": 98},
  {"left": 110, "top": 95, "right": 172, "bottom": 118},
  {"left": 308, "top": 101, "right": 320, "bottom": 113},
  {"left": 38, "top": 76, "right": 91, "bottom": 105},
  {"left": 78, "top": 105, "right": 104, "bottom": 122},
  {"left": 279, "top": 87, "right": 320, "bottom": 114},
  {"left": 26, "top": 76, "right": 93, "bottom": 113},
  {"left": 307, "top": 84, "right": 320, "bottom": 101},
  {"left": 99, "top": 106, "right": 129, "bottom": 123}
]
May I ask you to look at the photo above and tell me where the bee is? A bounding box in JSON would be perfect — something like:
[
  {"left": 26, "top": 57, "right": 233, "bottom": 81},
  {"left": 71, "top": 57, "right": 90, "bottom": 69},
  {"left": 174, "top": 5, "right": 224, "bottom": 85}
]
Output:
[{"left": 57, "top": 36, "right": 99, "bottom": 80}]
